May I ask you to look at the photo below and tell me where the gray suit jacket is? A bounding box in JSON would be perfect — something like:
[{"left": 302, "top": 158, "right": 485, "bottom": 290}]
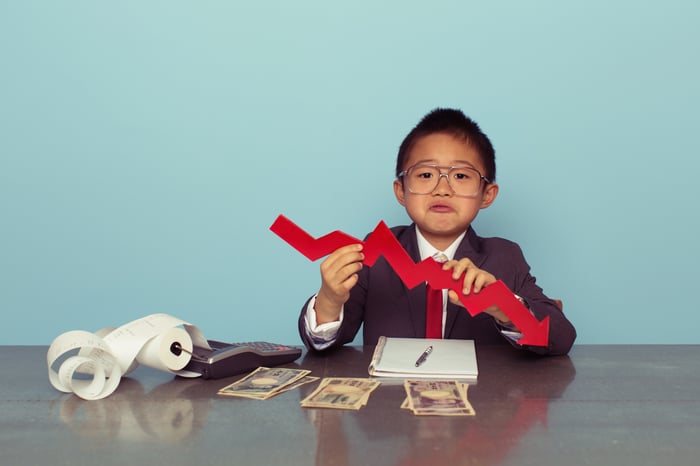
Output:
[{"left": 299, "top": 224, "right": 576, "bottom": 355}]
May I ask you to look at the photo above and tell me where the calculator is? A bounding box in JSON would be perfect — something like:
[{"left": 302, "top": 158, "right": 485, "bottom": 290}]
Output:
[{"left": 182, "top": 339, "right": 303, "bottom": 379}]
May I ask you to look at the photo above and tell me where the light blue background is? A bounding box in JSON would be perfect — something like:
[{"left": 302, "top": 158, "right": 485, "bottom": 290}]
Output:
[{"left": 2, "top": 1, "right": 698, "bottom": 345}]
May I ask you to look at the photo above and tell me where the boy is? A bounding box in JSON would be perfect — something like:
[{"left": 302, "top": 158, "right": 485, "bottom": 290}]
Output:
[{"left": 298, "top": 108, "right": 576, "bottom": 355}]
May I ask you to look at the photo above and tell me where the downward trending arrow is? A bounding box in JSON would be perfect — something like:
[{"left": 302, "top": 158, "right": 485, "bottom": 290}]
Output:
[{"left": 270, "top": 215, "right": 549, "bottom": 347}]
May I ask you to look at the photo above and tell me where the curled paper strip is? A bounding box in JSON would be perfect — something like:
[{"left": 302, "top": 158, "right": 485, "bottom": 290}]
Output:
[{"left": 47, "top": 313, "right": 211, "bottom": 400}]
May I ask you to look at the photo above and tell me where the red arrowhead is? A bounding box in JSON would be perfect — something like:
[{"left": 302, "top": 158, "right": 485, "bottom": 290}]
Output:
[{"left": 515, "top": 318, "right": 550, "bottom": 346}]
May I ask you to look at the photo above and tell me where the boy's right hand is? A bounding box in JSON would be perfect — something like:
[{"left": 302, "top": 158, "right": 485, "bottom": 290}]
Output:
[{"left": 314, "top": 244, "right": 364, "bottom": 325}]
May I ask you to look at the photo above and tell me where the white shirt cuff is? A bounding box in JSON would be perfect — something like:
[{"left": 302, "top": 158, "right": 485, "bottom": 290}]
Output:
[{"left": 303, "top": 295, "right": 343, "bottom": 349}]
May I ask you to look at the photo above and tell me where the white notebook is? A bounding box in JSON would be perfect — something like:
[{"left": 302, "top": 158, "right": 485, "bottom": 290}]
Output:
[{"left": 368, "top": 337, "right": 478, "bottom": 380}]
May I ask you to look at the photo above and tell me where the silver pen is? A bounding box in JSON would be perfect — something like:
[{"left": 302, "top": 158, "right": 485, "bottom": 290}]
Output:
[{"left": 415, "top": 345, "right": 433, "bottom": 367}]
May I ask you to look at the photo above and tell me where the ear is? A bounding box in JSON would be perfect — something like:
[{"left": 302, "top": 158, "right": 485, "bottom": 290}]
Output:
[
  {"left": 480, "top": 183, "right": 499, "bottom": 209},
  {"left": 393, "top": 179, "right": 406, "bottom": 206}
]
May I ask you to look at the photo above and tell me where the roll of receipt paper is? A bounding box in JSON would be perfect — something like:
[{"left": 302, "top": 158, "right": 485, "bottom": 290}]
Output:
[{"left": 47, "top": 313, "right": 211, "bottom": 400}]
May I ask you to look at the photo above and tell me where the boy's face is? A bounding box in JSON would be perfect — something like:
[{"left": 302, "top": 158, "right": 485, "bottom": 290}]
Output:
[{"left": 393, "top": 132, "right": 499, "bottom": 250}]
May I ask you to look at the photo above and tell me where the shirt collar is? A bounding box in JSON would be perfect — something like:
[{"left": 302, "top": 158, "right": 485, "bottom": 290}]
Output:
[{"left": 415, "top": 227, "right": 466, "bottom": 262}]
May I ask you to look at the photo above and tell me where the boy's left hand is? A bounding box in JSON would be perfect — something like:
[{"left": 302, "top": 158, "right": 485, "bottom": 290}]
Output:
[
  {"left": 442, "top": 259, "right": 515, "bottom": 328},
  {"left": 442, "top": 258, "right": 496, "bottom": 295}
]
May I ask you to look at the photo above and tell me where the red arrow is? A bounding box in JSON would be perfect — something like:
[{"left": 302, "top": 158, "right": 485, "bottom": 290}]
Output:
[{"left": 270, "top": 215, "right": 549, "bottom": 346}]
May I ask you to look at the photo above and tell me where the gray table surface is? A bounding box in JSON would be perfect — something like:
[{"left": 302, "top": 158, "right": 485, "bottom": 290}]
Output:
[{"left": 2, "top": 344, "right": 699, "bottom": 466}]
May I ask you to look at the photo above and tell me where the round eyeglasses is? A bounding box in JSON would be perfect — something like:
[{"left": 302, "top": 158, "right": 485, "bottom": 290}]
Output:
[{"left": 397, "top": 164, "right": 491, "bottom": 198}]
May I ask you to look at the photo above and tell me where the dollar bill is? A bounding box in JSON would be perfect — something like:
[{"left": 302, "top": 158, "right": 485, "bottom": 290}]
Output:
[
  {"left": 217, "top": 367, "right": 312, "bottom": 400},
  {"left": 301, "top": 377, "right": 381, "bottom": 410},
  {"left": 403, "top": 380, "right": 475, "bottom": 416}
]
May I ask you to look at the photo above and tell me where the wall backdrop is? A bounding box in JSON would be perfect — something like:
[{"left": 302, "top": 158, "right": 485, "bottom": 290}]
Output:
[{"left": 2, "top": 1, "right": 699, "bottom": 345}]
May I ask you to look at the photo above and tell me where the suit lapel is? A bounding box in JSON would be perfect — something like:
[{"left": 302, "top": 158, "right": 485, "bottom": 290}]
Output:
[{"left": 396, "top": 225, "right": 426, "bottom": 338}]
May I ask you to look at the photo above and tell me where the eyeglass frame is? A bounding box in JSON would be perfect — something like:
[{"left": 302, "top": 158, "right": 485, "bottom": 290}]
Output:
[{"left": 397, "top": 163, "right": 493, "bottom": 198}]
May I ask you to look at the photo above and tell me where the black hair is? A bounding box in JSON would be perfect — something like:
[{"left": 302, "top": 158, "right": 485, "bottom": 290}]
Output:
[{"left": 395, "top": 108, "right": 496, "bottom": 183}]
